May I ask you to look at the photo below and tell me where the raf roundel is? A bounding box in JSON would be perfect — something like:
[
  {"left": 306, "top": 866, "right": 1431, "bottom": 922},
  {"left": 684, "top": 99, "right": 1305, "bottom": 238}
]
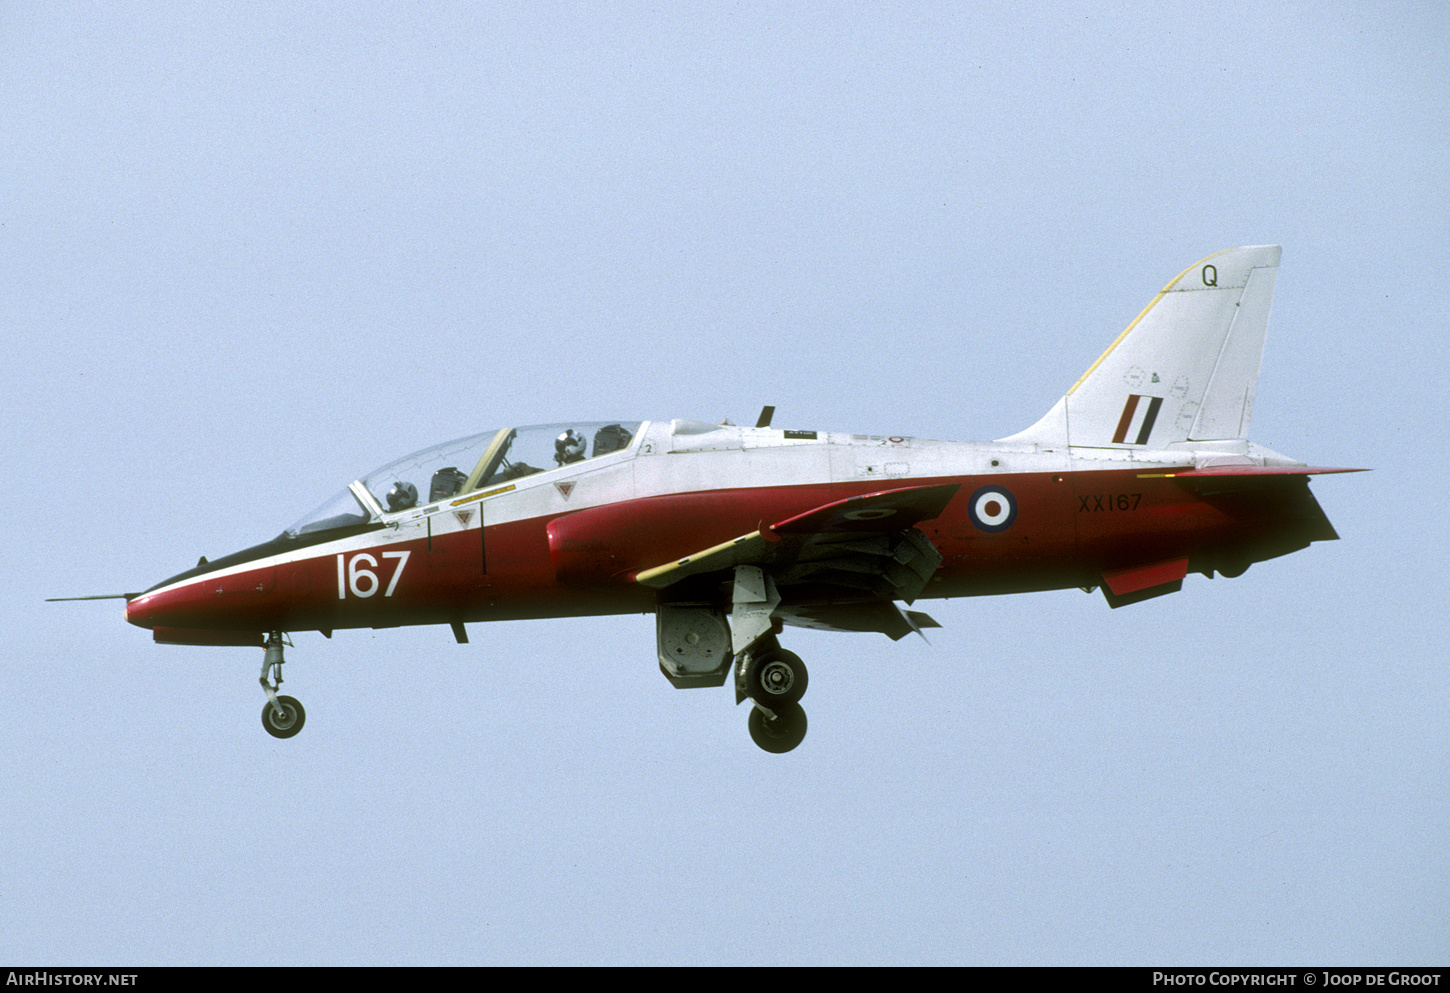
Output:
[
  {"left": 843, "top": 507, "right": 896, "bottom": 521},
  {"left": 968, "top": 485, "right": 1017, "bottom": 532}
]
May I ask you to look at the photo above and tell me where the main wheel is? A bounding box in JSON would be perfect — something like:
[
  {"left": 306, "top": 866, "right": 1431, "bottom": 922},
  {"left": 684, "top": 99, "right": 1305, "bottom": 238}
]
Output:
[
  {"left": 744, "top": 648, "right": 808, "bottom": 706},
  {"left": 262, "top": 695, "right": 306, "bottom": 739},
  {"left": 748, "top": 702, "right": 808, "bottom": 753}
]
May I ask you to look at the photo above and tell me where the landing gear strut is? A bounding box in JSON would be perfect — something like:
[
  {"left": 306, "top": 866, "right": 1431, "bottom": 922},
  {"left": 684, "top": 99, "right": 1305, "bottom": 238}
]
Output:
[
  {"left": 736, "top": 638, "right": 809, "bottom": 753},
  {"left": 259, "top": 631, "right": 306, "bottom": 739}
]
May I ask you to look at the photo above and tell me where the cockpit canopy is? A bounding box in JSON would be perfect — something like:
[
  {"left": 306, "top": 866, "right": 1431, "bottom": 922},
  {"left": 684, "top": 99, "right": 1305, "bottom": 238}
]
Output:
[{"left": 285, "top": 421, "right": 640, "bottom": 537}]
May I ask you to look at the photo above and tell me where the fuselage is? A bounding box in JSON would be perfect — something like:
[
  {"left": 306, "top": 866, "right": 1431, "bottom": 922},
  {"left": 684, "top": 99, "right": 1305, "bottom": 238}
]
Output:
[{"left": 124, "top": 418, "right": 1331, "bottom": 638}]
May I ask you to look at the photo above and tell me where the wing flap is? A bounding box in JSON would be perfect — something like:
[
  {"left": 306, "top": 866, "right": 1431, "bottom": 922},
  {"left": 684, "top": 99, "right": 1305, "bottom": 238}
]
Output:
[{"left": 777, "top": 602, "right": 942, "bottom": 641}]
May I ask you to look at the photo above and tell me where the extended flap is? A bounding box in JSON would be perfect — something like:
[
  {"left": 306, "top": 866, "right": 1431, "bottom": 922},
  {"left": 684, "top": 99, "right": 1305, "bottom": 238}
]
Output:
[{"left": 635, "top": 483, "right": 959, "bottom": 590}]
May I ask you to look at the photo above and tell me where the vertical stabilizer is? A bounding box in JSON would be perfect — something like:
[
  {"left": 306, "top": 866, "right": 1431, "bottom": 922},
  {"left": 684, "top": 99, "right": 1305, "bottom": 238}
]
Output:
[{"left": 1000, "top": 246, "right": 1281, "bottom": 450}]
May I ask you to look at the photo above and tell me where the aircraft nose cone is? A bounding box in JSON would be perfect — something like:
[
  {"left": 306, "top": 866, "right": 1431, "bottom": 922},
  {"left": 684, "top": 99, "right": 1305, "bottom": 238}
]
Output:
[
  {"left": 124, "top": 593, "right": 154, "bottom": 629},
  {"left": 124, "top": 586, "right": 197, "bottom": 629},
  {"left": 124, "top": 585, "right": 194, "bottom": 630}
]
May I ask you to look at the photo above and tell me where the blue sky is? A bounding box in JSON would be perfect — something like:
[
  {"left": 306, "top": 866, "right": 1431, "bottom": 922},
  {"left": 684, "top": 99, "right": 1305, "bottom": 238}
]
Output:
[{"left": 2, "top": 1, "right": 1444, "bottom": 964}]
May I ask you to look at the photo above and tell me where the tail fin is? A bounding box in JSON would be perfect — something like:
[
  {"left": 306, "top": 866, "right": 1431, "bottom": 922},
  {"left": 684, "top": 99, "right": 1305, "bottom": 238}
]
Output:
[{"left": 1000, "top": 245, "right": 1281, "bottom": 450}]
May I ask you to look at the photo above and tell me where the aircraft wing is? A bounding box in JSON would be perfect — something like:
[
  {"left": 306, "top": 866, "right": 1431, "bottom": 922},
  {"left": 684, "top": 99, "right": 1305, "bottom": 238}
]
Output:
[{"left": 634, "top": 483, "right": 960, "bottom": 606}]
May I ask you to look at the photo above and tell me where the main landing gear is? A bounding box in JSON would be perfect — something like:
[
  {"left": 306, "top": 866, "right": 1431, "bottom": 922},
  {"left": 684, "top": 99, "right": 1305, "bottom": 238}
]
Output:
[
  {"left": 259, "top": 631, "right": 306, "bottom": 739},
  {"left": 737, "top": 638, "right": 809, "bottom": 753}
]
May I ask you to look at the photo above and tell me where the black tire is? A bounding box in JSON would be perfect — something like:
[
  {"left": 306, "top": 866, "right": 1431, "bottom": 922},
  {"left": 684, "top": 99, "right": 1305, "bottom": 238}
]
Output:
[
  {"left": 745, "top": 648, "right": 808, "bottom": 706},
  {"left": 262, "top": 695, "right": 306, "bottom": 739},
  {"left": 748, "top": 702, "right": 808, "bottom": 754}
]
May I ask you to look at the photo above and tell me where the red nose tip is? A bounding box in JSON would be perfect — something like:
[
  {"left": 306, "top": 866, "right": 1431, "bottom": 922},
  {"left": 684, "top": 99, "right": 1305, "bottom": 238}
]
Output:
[{"left": 124, "top": 595, "right": 151, "bottom": 629}]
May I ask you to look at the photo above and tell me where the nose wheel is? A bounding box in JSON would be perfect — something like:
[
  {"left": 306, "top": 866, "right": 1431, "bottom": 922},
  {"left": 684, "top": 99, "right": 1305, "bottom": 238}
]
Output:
[
  {"left": 259, "top": 631, "right": 306, "bottom": 739},
  {"left": 262, "top": 695, "right": 306, "bottom": 738}
]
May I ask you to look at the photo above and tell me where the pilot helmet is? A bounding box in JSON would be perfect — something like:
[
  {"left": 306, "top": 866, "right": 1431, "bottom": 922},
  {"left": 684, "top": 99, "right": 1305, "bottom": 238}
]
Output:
[
  {"left": 555, "top": 429, "right": 586, "bottom": 464},
  {"left": 386, "top": 480, "right": 418, "bottom": 512}
]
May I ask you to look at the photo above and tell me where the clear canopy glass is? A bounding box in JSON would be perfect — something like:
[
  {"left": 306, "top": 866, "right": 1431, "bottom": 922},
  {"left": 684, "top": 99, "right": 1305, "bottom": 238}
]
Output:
[{"left": 285, "top": 421, "right": 640, "bottom": 537}]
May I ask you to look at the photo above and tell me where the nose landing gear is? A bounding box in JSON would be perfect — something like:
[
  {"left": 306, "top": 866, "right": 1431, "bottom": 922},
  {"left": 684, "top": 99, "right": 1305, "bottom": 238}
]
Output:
[{"left": 259, "top": 631, "right": 306, "bottom": 739}]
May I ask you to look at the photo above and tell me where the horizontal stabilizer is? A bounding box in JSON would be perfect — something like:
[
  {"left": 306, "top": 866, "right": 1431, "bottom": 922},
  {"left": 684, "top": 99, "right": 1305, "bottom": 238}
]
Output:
[
  {"left": 1136, "top": 465, "right": 1366, "bottom": 479},
  {"left": 1146, "top": 466, "right": 1358, "bottom": 541}
]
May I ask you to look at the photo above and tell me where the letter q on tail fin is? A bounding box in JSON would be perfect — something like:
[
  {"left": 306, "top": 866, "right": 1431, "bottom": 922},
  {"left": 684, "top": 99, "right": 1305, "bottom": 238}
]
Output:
[{"left": 1000, "top": 246, "right": 1281, "bottom": 450}]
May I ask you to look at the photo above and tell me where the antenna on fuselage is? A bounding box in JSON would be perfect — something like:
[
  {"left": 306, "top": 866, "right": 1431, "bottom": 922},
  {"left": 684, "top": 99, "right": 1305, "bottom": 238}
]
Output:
[{"left": 756, "top": 406, "right": 776, "bottom": 428}]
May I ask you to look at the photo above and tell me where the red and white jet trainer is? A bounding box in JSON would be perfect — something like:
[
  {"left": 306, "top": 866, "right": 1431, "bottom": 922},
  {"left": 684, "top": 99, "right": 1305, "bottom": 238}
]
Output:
[{"left": 74, "top": 246, "right": 1359, "bottom": 751}]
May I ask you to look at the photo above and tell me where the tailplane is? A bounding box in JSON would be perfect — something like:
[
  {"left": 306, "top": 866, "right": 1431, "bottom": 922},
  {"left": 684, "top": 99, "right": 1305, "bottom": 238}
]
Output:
[{"left": 1000, "top": 245, "right": 1281, "bottom": 450}]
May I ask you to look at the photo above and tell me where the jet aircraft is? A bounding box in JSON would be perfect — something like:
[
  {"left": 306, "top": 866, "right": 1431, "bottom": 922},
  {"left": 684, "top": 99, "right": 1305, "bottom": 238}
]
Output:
[{"left": 62, "top": 246, "right": 1358, "bottom": 752}]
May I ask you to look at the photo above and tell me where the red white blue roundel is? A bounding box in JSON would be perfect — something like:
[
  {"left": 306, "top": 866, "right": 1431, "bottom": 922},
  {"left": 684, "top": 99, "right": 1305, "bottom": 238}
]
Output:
[{"left": 968, "top": 485, "right": 1017, "bottom": 532}]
